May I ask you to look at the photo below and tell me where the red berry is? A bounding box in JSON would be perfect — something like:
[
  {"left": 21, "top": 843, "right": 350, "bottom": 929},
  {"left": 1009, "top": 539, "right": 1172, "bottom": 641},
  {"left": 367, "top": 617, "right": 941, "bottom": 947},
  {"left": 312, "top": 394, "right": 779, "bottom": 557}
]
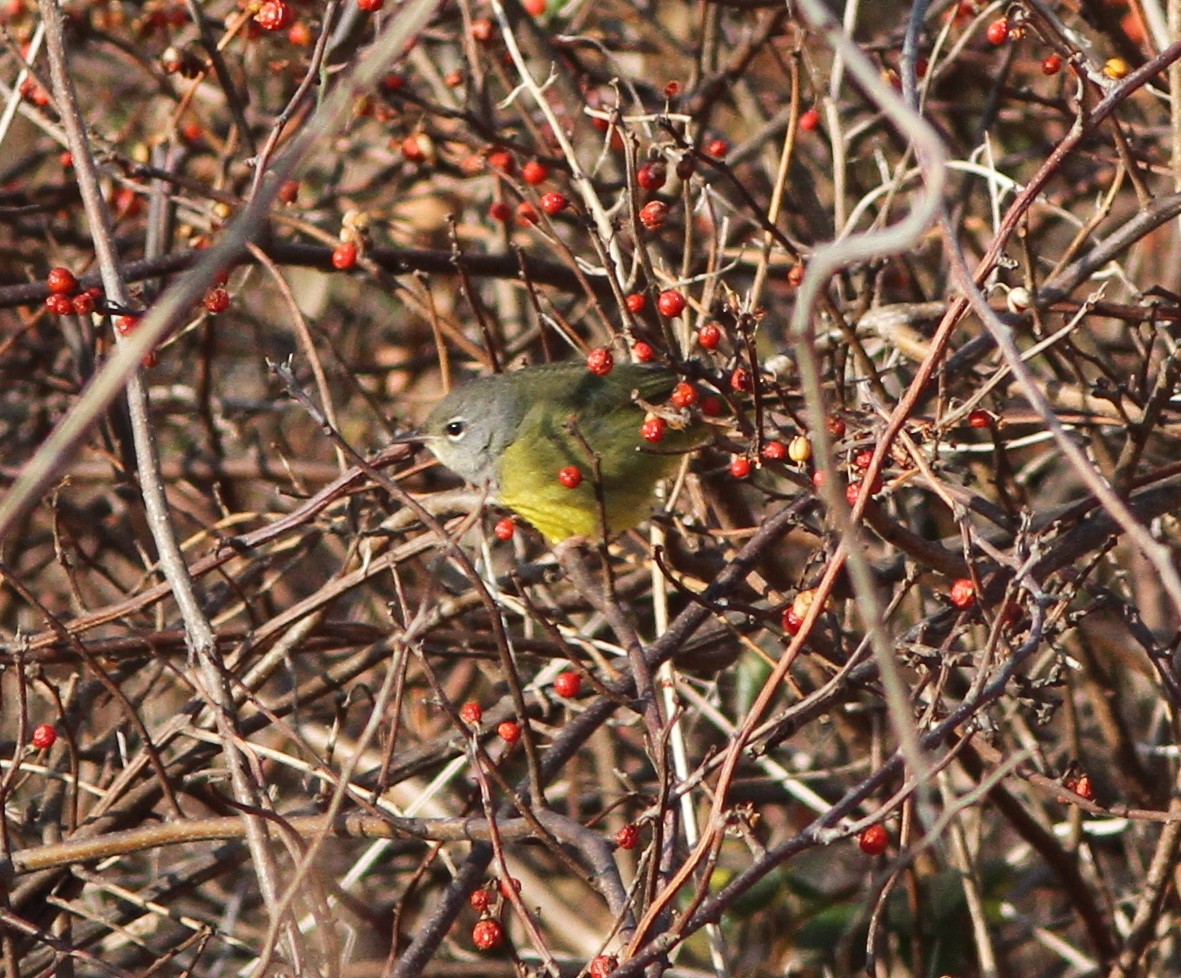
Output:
[
  {"left": 45, "top": 294, "right": 73, "bottom": 316},
  {"left": 554, "top": 670, "right": 582, "bottom": 698},
  {"left": 489, "top": 201, "right": 512, "bottom": 223},
  {"left": 522, "top": 160, "right": 549, "bottom": 185},
  {"left": 968, "top": 408, "right": 992, "bottom": 428},
  {"left": 730, "top": 367, "right": 752, "bottom": 392},
  {"left": 625, "top": 293, "right": 646, "bottom": 314},
  {"left": 494, "top": 517, "right": 515, "bottom": 541},
  {"left": 799, "top": 107, "right": 820, "bottom": 131},
  {"left": 761, "top": 440, "right": 788, "bottom": 461},
  {"left": 639, "top": 200, "right": 669, "bottom": 230},
  {"left": 559, "top": 465, "right": 583, "bottom": 489},
  {"left": 1041, "top": 53, "right": 1062, "bottom": 75},
  {"left": 985, "top": 17, "right": 1008, "bottom": 45},
  {"left": 358, "top": 0, "right": 383, "bottom": 13},
  {"left": 470, "top": 17, "right": 495, "bottom": 42},
  {"left": 700, "top": 395, "right": 723, "bottom": 417},
  {"left": 587, "top": 347, "right": 614, "bottom": 376},
  {"left": 664, "top": 80, "right": 680, "bottom": 98},
  {"left": 287, "top": 20, "right": 312, "bottom": 45},
  {"left": 460, "top": 701, "right": 484, "bottom": 723},
  {"left": 277, "top": 179, "right": 300, "bottom": 203},
  {"left": 486, "top": 147, "right": 515, "bottom": 174},
  {"left": 203, "top": 286, "right": 230, "bottom": 313},
  {"left": 498, "top": 876, "right": 522, "bottom": 899},
  {"left": 636, "top": 162, "right": 667, "bottom": 191},
  {"left": 516, "top": 201, "right": 539, "bottom": 225},
  {"left": 675, "top": 155, "right": 695, "bottom": 180},
  {"left": 854, "top": 450, "right": 873, "bottom": 470},
  {"left": 30, "top": 723, "right": 56, "bottom": 750},
  {"left": 846, "top": 474, "right": 882, "bottom": 505},
  {"left": 697, "top": 322, "right": 722, "bottom": 349},
  {"left": 826, "top": 414, "right": 846, "bottom": 439},
  {"left": 254, "top": 0, "right": 293, "bottom": 32},
  {"left": 729, "top": 456, "right": 752, "bottom": 479},
  {"left": 540, "top": 192, "right": 568, "bottom": 215},
  {"left": 401, "top": 133, "right": 429, "bottom": 162},
  {"left": 633, "top": 341, "right": 654, "bottom": 362},
  {"left": 71, "top": 292, "right": 95, "bottom": 316},
  {"left": 670, "top": 382, "right": 698, "bottom": 409},
  {"left": 46, "top": 267, "right": 78, "bottom": 295},
  {"left": 1073, "top": 774, "right": 1095, "bottom": 801},
  {"left": 331, "top": 242, "right": 357, "bottom": 269},
  {"left": 656, "top": 289, "right": 685, "bottom": 317},
  {"left": 706, "top": 137, "right": 728, "bottom": 158},
  {"left": 616, "top": 823, "right": 639, "bottom": 849},
  {"left": 469, "top": 888, "right": 491, "bottom": 912},
  {"left": 640, "top": 416, "right": 666, "bottom": 443},
  {"left": 523, "top": 0, "right": 546, "bottom": 15},
  {"left": 858, "top": 824, "right": 889, "bottom": 855},
  {"left": 497, "top": 720, "right": 521, "bottom": 743},
  {"left": 472, "top": 919, "right": 505, "bottom": 951},
  {"left": 590, "top": 955, "right": 618, "bottom": 978},
  {"left": 787, "top": 262, "right": 806, "bottom": 287},
  {"left": 115, "top": 314, "right": 139, "bottom": 335},
  {"left": 949, "top": 578, "right": 976, "bottom": 609}
]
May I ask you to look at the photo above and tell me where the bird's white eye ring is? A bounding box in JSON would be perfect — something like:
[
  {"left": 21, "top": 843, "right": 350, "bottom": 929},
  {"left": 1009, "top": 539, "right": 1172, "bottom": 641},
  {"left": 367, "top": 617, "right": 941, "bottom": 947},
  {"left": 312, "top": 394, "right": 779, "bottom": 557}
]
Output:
[{"left": 444, "top": 419, "right": 466, "bottom": 440}]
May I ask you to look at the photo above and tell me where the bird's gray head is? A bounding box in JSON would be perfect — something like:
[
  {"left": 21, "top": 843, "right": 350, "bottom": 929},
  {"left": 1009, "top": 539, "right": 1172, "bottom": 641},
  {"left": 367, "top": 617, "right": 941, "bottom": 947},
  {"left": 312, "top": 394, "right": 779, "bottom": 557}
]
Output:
[{"left": 421, "top": 376, "right": 525, "bottom": 489}]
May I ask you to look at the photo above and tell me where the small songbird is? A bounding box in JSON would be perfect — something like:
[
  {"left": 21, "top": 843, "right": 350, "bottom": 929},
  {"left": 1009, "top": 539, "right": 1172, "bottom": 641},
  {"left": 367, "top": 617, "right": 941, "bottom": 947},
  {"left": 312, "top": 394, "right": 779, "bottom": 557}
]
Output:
[{"left": 419, "top": 361, "right": 703, "bottom": 542}]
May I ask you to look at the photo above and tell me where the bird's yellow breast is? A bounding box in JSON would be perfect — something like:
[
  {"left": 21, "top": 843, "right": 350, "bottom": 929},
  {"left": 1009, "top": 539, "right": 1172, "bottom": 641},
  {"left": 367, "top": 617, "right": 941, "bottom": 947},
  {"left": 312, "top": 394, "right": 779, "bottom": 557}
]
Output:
[{"left": 495, "top": 402, "right": 685, "bottom": 542}]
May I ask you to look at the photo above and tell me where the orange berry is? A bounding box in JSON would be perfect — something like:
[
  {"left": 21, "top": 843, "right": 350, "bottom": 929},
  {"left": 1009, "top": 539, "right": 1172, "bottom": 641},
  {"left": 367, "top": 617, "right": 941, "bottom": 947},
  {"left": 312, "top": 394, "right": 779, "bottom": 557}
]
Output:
[
  {"left": 949, "top": 578, "right": 976, "bottom": 609},
  {"left": 521, "top": 159, "right": 548, "bottom": 184},
  {"left": 472, "top": 919, "right": 504, "bottom": 950},
  {"left": 670, "top": 382, "right": 698, "bottom": 409}
]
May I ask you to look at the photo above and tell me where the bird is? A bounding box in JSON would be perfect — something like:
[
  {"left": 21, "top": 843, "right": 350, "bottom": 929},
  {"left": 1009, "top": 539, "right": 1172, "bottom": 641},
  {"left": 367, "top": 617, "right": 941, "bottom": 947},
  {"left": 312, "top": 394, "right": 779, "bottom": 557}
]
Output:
[{"left": 418, "top": 360, "right": 703, "bottom": 542}]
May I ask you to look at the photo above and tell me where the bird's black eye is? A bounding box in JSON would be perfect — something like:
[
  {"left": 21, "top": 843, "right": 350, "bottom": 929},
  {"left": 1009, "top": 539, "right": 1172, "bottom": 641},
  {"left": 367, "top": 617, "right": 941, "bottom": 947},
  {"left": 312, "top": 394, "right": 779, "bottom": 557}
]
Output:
[{"left": 444, "top": 419, "right": 466, "bottom": 439}]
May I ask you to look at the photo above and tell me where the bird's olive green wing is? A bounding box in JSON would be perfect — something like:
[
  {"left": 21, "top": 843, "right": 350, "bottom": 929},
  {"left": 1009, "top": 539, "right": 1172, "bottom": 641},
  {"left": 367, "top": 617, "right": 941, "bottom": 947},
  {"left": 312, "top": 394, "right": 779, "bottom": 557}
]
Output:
[{"left": 496, "top": 362, "right": 694, "bottom": 540}]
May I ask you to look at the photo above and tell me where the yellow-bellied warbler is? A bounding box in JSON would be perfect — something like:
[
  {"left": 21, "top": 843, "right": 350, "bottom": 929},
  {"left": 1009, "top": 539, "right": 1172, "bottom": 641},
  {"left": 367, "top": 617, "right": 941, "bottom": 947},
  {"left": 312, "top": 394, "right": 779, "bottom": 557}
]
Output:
[{"left": 419, "top": 360, "right": 706, "bottom": 542}]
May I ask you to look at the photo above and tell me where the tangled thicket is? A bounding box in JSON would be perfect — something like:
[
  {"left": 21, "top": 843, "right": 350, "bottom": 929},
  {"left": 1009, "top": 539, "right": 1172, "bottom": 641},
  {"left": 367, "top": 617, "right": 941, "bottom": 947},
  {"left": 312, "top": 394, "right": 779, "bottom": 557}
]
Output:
[{"left": 3, "top": 0, "right": 1181, "bottom": 976}]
